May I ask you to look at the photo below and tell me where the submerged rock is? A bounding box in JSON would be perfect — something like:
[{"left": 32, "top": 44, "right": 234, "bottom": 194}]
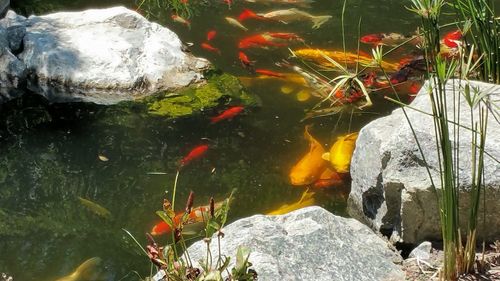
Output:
[
  {"left": 0, "top": 0, "right": 8, "bottom": 18},
  {"left": 348, "top": 79, "right": 500, "bottom": 244},
  {"left": 0, "top": 25, "right": 26, "bottom": 101},
  {"left": 0, "top": 7, "right": 209, "bottom": 104},
  {"left": 186, "top": 206, "right": 405, "bottom": 281}
]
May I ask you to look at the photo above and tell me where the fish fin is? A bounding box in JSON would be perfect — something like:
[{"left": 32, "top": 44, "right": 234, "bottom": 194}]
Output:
[
  {"left": 72, "top": 257, "right": 102, "bottom": 280},
  {"left": 311, "top": 15, "right": 332, "bottom": 29},
  {"left": 321, "top": 152, "right": 330, "bottom": 161},
  {"left": 299, "top": 189, "right": 315, "bottom": 203}
]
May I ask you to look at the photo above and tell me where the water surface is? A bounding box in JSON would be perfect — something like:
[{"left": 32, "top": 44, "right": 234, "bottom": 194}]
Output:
[{"left": 1, "top": 0, "right": 422, "bottom": 280}]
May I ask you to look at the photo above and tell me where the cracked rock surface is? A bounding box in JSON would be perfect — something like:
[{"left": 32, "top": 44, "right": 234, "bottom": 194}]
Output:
[
  {"left": 0, "top": 7, "right": 209, "bottom": 104},
  {"left": 348, "top": 79, "right": 500, "bottom": 244},
  {"left": 186, "top": 206, "right": 404, "bottom": 281}
]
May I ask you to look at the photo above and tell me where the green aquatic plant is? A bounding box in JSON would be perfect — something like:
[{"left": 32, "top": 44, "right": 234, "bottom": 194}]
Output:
[
  {"left": 136, "top": 0, "right": 194, "bottom": 20},
  {"left": 123, "top": 169, "right": 256, "bottom": 280},
  {"left": 397, "top": 0, "right": 498, "bottom": 279},
  {"left": 452, "top": 0, "right": 500, "bottom": 83}
]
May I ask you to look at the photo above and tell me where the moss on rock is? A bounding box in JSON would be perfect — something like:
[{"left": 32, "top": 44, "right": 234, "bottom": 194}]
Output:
[{"left": 145, "top": 72, "right": 260, "bottom": 118}]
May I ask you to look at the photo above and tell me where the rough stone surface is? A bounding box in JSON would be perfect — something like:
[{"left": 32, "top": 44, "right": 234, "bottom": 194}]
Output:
[
  {"left": 348, "top": 79, "right": 500, "bottom": 244},
  {"left": 186, "top": 206, "right": 405, "bottom": 281},
  {"left": 0, "top": 0, "right": 8, "bottom": 18},
  {"left": 2, "top": 7, "right": 209, "bottom": 104},
  {"left": 0, "top": 11, "right": 26, "bottom": 53},
  {"left": 0, "top": 25, "right": 26, "bottom": 101},
  {"left": 408, "top": 241, "right": 432, "bottom": 261}
]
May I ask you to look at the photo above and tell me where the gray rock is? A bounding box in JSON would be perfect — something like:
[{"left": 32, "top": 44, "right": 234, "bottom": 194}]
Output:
[
  {"left": 0, "top": 0, "right": 8, "bottom": 18},
  {"left": 0, "top": 25, "right": 27, "bottom": 101},
  {"left": 0, "top": 11, "right": 27, "bottom": 53},
  {"left": 348, "top": 79, "right": 500, "bottom": 244},
  {"left": 17, "top": 7, "right": 209, "bottom": 104},
  {"left": 408, "top": 241, "right": 432, "bottom": 261},
  {"left": 186, "top": 206, "right": 405, "bottom": 281}
]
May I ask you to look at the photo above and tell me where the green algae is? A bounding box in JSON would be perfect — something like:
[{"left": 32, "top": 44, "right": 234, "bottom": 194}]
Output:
[{"left": 146, "top": 73, "right": 260, "bottom": 118}]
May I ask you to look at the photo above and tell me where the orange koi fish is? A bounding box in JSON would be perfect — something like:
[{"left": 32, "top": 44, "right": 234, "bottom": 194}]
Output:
[
  {"left": 171, "top": 15, "right": 191, "bottom": 28},
  {"left": 201, "top": 42, "right": 221, "bottom": 54},
  {"left": 289, "top": 126, "right": 328, "bottom": 185},
  {"left": 238, "top": 9, "right": 264, "bottom": 21},
  {"left": 255, "top": 69, "right": 285, "bottom": 78},
  {"left": 313, "top": 168, "right": 343, "bottom": 188},
  {"left": 210, "top": 106, "right": 244, "bottom": 123},
  {"left": 207, "top": 30, "right": 217, "bottom": 41},
  {"left": 180, "top": 144, "right": 209, "bottom": 167},
  {"left": 151, "top": 201, "right": 224, "bottom": 235},
  {"left": 238, "top": 52, "right": 254, "bottom": 69},
  {"left": 238, "top": 34, "right": 287, "bottom": 49}
]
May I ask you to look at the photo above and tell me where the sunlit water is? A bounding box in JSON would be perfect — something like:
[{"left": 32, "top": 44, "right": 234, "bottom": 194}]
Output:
[{"left": 1, "top": 0, "right": 426, "bottom": 280}]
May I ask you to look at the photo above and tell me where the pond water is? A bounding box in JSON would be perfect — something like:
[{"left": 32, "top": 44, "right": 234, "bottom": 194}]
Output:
[{"left": 1, "top": 0, "right": 427, "bottom": 280}]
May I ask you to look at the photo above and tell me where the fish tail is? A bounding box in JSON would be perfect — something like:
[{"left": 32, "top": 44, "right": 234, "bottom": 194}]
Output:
[
  {"left": 210, "top": 116, "right": 221, "bottom": 124},
  {"left": 311, "top": 15, "right": 332, "bottom": 29},
  {"left": 73, "top": 257, "right": 102, "bottom": 279}
]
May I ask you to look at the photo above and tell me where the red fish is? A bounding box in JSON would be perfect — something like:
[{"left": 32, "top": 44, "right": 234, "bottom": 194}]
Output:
[
  {"left": 181, "top": 0, "right": 188, "bottom": 3},
  {"left": 238, "top": 51, "right": 254, "bottom": 68},
  {"left": 360, "top": 33, "right": 384, "bottom": 45},
  {"left": 180, "top": 144, "right": 209, "bottom": 167},
  {"left": 201, "top": 42, "right": 221, "bottom": 54},
  {"left": 211, "top": 106, "right": 244, "bottom": 123},
  {"left": 255, "top": 69, "right": 285, "bottom": 78},
  {"left": 223, "top": 0, "right": 232, "bottom": 8},
  {"left": 171, "top": 15, "right": 191, "bottom": 28},
  {"left": 207, "top": 30, "right": 217, "bottom": 41},
  {"left": 443, "top": 30, "right": 462, "bottom": 48},
  {"left": 238, "top": 34, "right": 287, "bottom": 49},
  {"left": 409, "top": 81, "right": 421, "bottom": 95},
  {"left": 151, "top": 200, "right": 226, "bottom": 235},
  {"left": 266, "top": 32, "right": 304, "bottom": 42},
  {"left": 238, "top": 9, "right": 263, "bottom": 21}
]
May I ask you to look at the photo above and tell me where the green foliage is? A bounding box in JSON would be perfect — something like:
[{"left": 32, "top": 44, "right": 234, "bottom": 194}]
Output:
[
  {"left": 453, "top": 0, "right": 500, "bottom": 83},
  {"left": 404, "top": 0, "right": 497, "bottom": 279},
  {"left": 125, "top": 170, "right": 255, "bottom": 280}
]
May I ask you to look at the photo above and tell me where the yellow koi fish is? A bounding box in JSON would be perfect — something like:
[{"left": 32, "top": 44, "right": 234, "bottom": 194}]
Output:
[
  {"left": 289, "top": 126, "right": 328, "bottom": 185},
  {"left": 267, "top": 190, "right": 315, "bottom": 215},
  {"left": 322, "top": 132, "right": 359, "bottom": 173},
  {"left": 238, "top": 73, "right": 308, "bottom": 87},
  {"left": 78, "top": 197, "right": 111, "bottom": 219},
  {"left": 55, "top": 257, "right": 103, "bottom": 281},
  {"left": 292, "top": 48, "right": 400, "bottom": 71}
]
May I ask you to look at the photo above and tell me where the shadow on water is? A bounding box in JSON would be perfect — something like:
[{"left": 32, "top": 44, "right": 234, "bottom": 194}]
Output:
[{"left": 0, "top": 0, "right": 423, "bottom": 280}]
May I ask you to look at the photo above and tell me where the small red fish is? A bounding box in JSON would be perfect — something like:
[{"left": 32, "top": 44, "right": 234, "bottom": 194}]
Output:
[
  {"left": 238, "top": 34, "right": 286, "bottom": 49},
  {"left": 255, "top": 69, "right": 285, "bottom": 78},
  {"left": 443, "top": 30, "right": 462, "bottom": 48},
  {"left": 238, "top": 9, "right": 262, "bottom": 21},
  {"left": 172, "top": 15, "right": 191, "bottom": 28},
  {"left": 360, "top": 33, "right": 384, "bottom": 45},
  {"left": 207, "top": 30, "right": 217, "bottom": 41},
  {"left": 180, "top": 144, "right": 209, "bottom": 167},
  {"left": 238, "top": 51, "right": 254, "bottom": 68},
  {"left": 181, "top": 0, "right": 188, "bottom": 3},
  {"left": 210, "top": 106, "right": 244, "bottom": 124},
  {"left": 409, "top": 81, "right": 421, "bottom": 95},
  {"left": 201, "top": 42, "right": 221, "bottom": 54}
]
